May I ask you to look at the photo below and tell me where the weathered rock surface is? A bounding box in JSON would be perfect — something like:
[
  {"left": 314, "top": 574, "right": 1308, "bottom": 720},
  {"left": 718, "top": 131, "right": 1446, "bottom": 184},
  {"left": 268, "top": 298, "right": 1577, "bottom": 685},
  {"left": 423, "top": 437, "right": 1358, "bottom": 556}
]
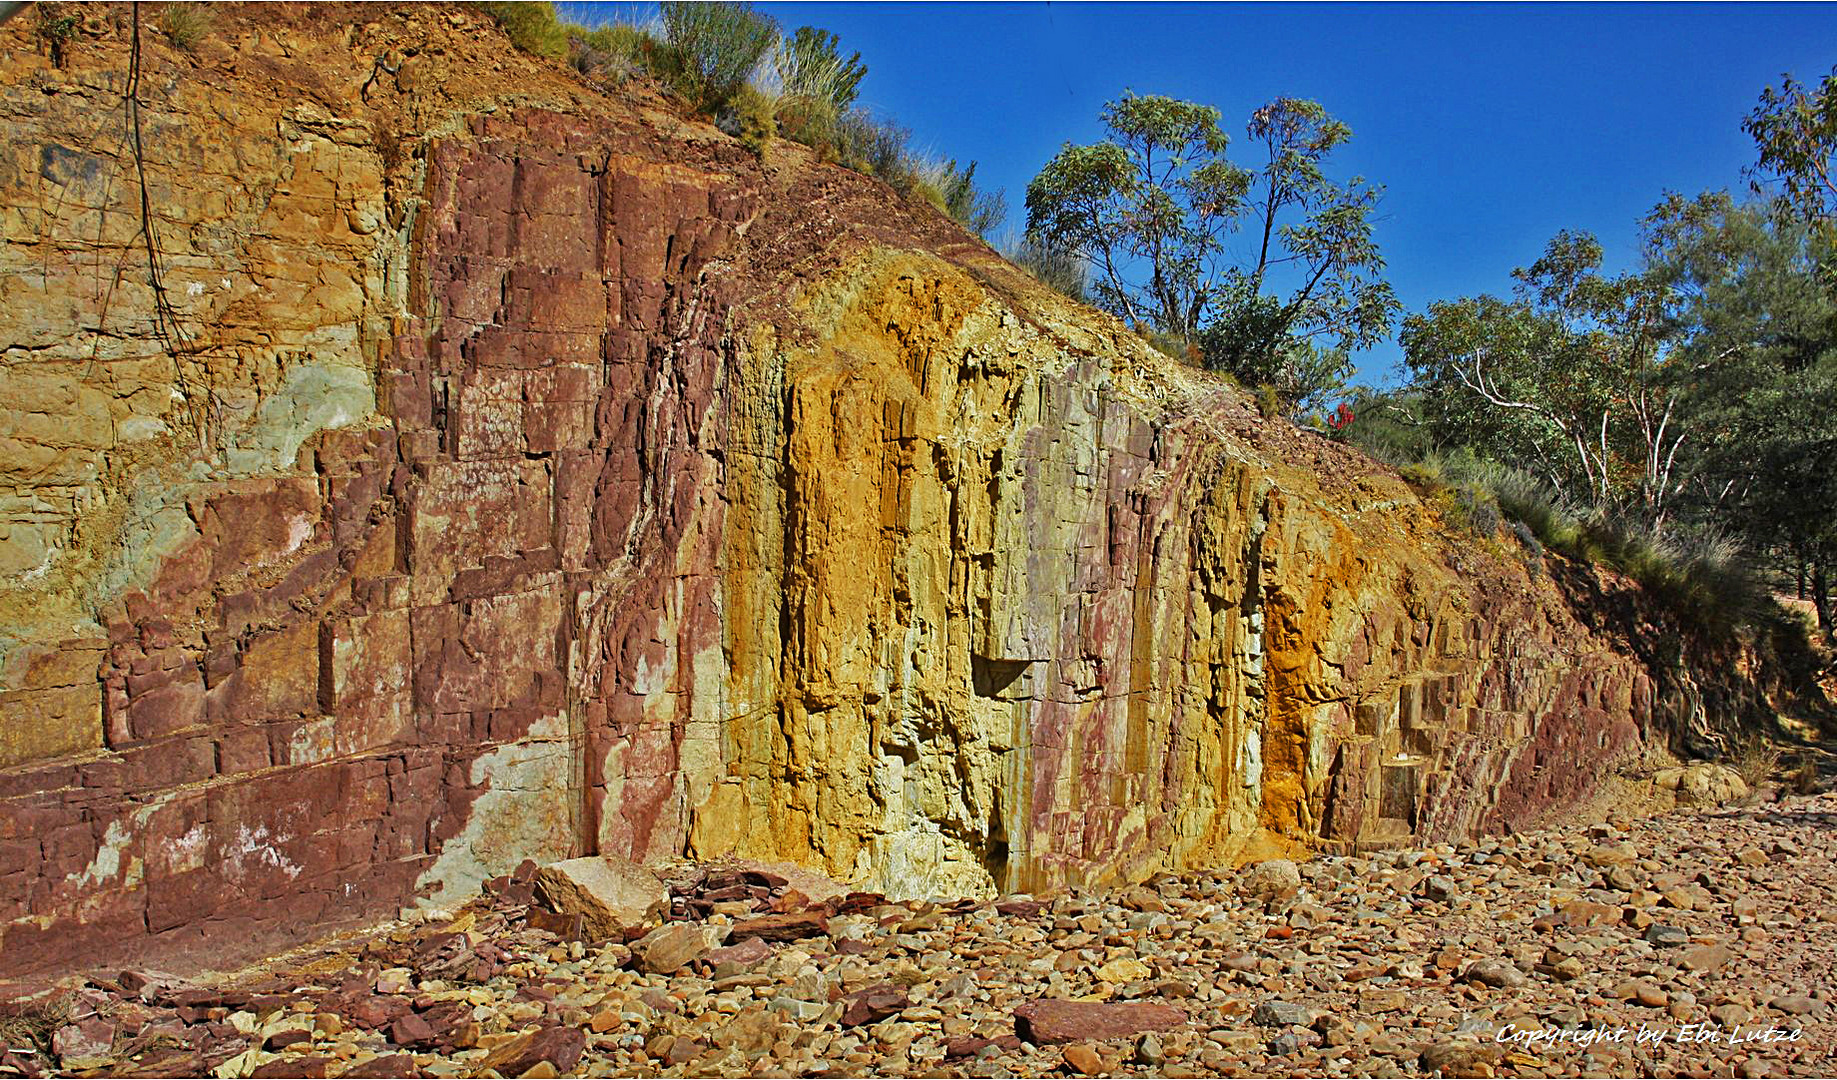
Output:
[
  {"left": 533, "top": 856, "right": 667, "bottom": 943},
  {"left": 0, "top": 4, "right": 1825, "bottom": 979}
]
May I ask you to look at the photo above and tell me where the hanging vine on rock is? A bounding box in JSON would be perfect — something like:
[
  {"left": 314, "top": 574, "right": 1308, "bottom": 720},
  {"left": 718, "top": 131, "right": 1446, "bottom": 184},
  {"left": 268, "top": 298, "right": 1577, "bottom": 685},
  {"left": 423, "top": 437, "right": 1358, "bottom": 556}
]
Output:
[{"left": 127, "top": 4, "right": 218, "bottom": 449}]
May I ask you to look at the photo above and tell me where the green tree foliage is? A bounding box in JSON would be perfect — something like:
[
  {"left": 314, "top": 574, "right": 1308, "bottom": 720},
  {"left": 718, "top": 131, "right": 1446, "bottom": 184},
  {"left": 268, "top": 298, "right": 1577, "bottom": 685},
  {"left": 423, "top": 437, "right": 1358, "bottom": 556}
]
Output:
[
  {"left": 1197, "top": 98, "right": 1397, "bottom": 415},
  {"left": 1397, "top": 191, "right": 1837, "bottom": 635},
  {"left": 1656, "top": 195, "right": 1837, "bottom": 632},
  {"left": 1025, "top": 93, "right": 1246, "bottom": 341},
  {"left": 1400, "top": 204, "right": 1706, "bottom": 523},
  {"left": 1025, "top": 93, "right": 1395, "bottom": 417},
  {"left": 1745, "top": 67, "right": 1837, "bottom": 241}
]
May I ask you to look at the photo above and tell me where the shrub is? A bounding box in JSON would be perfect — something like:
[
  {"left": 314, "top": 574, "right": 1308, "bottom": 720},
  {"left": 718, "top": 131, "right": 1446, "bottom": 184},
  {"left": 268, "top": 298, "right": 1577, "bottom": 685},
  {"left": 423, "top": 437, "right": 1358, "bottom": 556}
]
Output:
[
  {"left": 721, "top": 83, "right": 778, "bottom": 158},
  {"left": 774, "top": 26, "right": 864, "bottom": 111},
  {"left": 160, "top": 3, "right": 215, "bottom": 53},
  {"left": 833, "top": 110, "right": 913, "bottom": 187},
  {"left": 935, "top": 159, "right": 1006, "bottom": 237},
  {"left": 658, "top": 0, "right": 779, "bottom": 112},
  {"left": 1135, "top": 328, "right": 1199, "bottom": 365},
  {"left": 1730, "top": 731, "right": 1781, "bottom": 788},
  {"left": 478, "top": 5, "right": 998, "bottom": 240},
  {"left": 1005, "top": 235, "right": 1087, "bottom": 302},
  {"left": 481, "top": 1, "right": 569, "bottom": 60},
  {"left": 573, "top": 23, "right": 659, "bottom": 84},
  {"left": 1510, "top": 519, "right": 1544, "bottom": 576},
  {"left": 774, "top": 94, "right": 841, "bottom": 156},
  {"left": 1383, "top": 450, "right": 1773, "bottom": 629},
  {"left": 1255, "top": 383, "right": 1282, "bottom": 420},
  {"left": 1438, "top": 482, "right": 1502, "bottom": 538},
  {"left": 35, "top": 5, "right": 79, "bottom": 67}
]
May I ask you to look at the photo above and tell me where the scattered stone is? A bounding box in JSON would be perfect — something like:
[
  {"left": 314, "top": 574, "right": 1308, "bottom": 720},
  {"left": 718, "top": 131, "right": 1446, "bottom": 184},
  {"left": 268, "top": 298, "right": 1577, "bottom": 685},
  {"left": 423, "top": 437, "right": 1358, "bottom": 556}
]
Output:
[
  {"left": 1420, "top": 1041, "right": 1505, "bottom": 1077},
  {"left": 1133, "top": 1031, "right": 1165, "bottom": 1066},
  {"left": 1462, "top": 959, "right": 1526, "bottom": 988},
  {"left": 1062, "top": 1043, "right": 1104, "bottom": 1075},
  {"left": 50, "top": 1018, "right": 114, "bottom": 1068},
  {"left": 631, "top": 923, "right": 712, "bottom": 975},
  {"left": 1013, "top": 1000, "right": 1186, "bottom": 1044},
  {"left": 1095, "top": 956, "right": 1152, "bottom": 983},
  {"left": 30, "top": 787, "right": 1834, "bottom": 1080},
  {"left": 1656, "top": 762, "right": 1749, "bottom": 805},
  {"left": 263, "top": 1028, "right": 312, "bottom": 1051},
  {"left": 840, "top": 983, "right": 909, "bottom": 1026},
  {"left": 251, "top": 1057, "right": 332, "bottom": 1079},
  {"left": 1358, "top": 988, "right": 1407, "bottom": 1013},
  {"left": 1680, "top": 942, "right": 1732, "bottom": 972},
  {"left": 342, "top": 1055, "right": 425, "bottom": 1078},
  {"left": 1645, "top": 923, "right": 1690, "bottom": 946},
  {"left": 728, "top": 910, "right": 829, "bottom": 942},
  {"left": 703, "top": 935, "right": 775, "bottom": 975},
  {"left": 1252, "top": 1000, "right": 1315, "bottom": 1027},
  {"left": 479, "top": 1026, "right": 586, "bottom": 1077},
  {"left": 1422, "top": 875, "right": 1458, "bottom": 902}
]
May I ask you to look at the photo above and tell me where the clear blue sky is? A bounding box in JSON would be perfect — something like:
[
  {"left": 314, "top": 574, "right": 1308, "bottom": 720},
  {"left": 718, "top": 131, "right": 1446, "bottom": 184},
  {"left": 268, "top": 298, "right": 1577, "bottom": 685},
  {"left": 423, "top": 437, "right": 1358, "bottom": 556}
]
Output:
[{"left": 563, "top": 2, "right": 1837, "bottom": 385}]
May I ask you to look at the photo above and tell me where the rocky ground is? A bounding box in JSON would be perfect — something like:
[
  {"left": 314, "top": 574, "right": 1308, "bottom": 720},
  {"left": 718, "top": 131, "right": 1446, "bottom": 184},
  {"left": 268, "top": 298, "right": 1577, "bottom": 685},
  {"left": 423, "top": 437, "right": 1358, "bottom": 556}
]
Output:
[{"left": 6, "top": 781, "right": 1836, "bottom": 1080}]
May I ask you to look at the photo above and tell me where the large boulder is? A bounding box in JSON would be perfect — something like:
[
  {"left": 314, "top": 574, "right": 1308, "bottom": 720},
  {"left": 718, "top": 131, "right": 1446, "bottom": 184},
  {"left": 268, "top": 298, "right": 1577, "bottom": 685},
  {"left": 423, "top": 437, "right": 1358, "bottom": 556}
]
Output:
[
  {"left": 532, "top": 855, "right": 667, "bottom": 941},
  {"left": 1655, "top": 762, "right": 1749, "bottom": 806}
]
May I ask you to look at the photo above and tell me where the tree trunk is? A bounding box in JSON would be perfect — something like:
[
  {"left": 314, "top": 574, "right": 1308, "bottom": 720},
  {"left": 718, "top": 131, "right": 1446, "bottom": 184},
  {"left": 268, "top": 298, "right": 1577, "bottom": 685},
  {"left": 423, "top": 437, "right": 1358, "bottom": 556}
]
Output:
[{"left": 1813, "top": 554, "right": 1833, "bottom": 636}]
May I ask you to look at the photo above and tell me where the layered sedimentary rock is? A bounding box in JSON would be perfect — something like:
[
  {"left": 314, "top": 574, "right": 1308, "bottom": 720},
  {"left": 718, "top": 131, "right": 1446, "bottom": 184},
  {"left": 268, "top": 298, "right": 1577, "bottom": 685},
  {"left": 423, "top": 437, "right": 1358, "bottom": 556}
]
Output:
[{"left": 0, "top": 7, "right": 1790, "bottom": 977}]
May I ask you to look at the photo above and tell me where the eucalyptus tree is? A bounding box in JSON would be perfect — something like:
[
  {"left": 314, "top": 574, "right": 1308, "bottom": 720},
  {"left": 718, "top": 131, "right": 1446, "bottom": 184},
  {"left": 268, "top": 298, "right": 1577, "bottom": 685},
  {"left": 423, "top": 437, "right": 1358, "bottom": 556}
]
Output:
[{"left": 1024, "top": 93, "right": 1395, "bottom": 414}]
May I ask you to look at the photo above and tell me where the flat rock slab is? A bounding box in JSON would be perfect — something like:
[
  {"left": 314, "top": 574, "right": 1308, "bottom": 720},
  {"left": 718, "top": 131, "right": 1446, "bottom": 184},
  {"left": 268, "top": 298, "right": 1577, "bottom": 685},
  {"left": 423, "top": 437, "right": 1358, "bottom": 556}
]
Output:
[
  {"left": 729, "top": 910, "right": 828, "bottom": 942},
  {"left": 1013, "top": 1000, "right": 1186, "bottom": 1044},
  {"left": 480, "top": 1025, "right": 586, "bottom": 1076}
]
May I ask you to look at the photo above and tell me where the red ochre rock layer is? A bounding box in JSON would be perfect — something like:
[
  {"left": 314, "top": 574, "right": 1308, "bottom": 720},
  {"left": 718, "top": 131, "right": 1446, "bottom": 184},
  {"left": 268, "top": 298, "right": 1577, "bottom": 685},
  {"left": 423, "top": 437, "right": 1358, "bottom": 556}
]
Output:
[{"left": 0, "top": 7, "right": 1805, "bottom": 978}]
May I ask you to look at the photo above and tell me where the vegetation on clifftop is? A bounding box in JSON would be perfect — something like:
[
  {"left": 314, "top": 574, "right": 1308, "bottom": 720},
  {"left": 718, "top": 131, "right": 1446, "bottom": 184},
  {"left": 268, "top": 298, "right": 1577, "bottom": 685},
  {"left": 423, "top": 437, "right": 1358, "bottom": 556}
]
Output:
[{"left": 480, "top": 1, "right": 1007, "bottom": 238}]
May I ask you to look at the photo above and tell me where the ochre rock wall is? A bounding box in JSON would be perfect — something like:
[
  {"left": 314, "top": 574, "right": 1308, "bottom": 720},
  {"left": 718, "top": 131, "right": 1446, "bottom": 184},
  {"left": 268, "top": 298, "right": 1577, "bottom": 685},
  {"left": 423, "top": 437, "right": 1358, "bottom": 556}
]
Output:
[{"left": 0, "top": 8, "right": 1723, "bottom": 977}]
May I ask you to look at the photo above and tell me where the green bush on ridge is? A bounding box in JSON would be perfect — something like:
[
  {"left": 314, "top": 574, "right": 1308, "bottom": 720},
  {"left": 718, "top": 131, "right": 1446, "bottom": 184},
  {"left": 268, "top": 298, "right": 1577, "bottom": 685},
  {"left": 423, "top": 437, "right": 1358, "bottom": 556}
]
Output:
[
  {"left": 1382, "top": 448, "right": 1768, "bottom": 631},
  {"left": 478, "top": 1, "right": 1005, "bottom": 237}
]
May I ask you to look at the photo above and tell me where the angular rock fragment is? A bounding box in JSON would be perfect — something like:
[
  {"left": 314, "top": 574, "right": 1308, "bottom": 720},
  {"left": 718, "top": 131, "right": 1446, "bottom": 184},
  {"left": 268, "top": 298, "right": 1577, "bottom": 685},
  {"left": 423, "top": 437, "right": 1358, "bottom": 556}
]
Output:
[
  {"left": 1252, "top": 1000, "right": 1315, "bottom": 1027},
  {"left": 1013, "top": 1000, "right": 1185, "bottom": 1044},
  {"left": 533, "top": 854, "right": 668, "bottom": 941},
  {"left": 480, "top": 1026, "right": 586, "bottom": 1076},
  {"left": 840, "top": 983, "right": 909, "bottom": 1026},
  {"left": 703, "top": 935, "right": 775, "bottom": 975},
  {"left": 51, "top": 1017, "right": 114, "bottom": 1068},
  {"left": 342, "top": 1054, "right": 426, "bottom": 1078},
  {"left": 1420, "top": 1041, "right": 1505, "bottom": 1078},
  {"left": 250, "top": 1056, "right": 332, "bottom": 1079},
  {"left": 728, "top": 910, "right": 828, "bottom": 942},
  {"left": 631, "top": 923, "right": 714, "bottom": 974},
  {"left": 1241, "top": 859, "right": 1301, "bottom": 900}
]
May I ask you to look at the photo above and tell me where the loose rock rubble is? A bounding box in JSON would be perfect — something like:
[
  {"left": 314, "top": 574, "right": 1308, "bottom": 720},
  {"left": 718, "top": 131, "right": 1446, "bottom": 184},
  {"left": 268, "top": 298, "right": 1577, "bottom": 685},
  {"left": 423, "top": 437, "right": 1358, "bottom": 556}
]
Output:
[{"left": 5, "top": 789, "right": 1835, "bottom": 1079}]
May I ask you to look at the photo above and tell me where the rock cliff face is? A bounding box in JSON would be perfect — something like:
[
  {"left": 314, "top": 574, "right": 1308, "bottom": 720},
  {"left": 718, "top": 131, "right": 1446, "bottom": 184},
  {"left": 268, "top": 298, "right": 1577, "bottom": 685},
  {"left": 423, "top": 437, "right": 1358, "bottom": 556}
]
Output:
[{"left": 0, "top": 7, "right": 1789, "bottom": 977}]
